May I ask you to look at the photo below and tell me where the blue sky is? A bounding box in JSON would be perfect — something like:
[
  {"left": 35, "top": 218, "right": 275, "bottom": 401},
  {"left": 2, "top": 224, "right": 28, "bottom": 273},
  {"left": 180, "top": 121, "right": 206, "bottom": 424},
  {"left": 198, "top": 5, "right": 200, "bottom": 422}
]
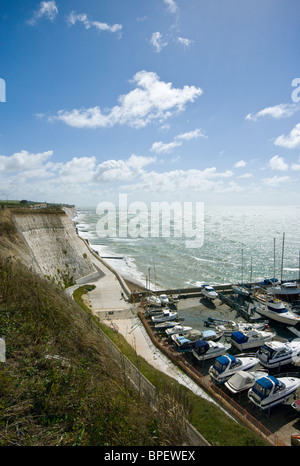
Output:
[{"left": 1, "top": 0, "right": 300, "bottom": 206}]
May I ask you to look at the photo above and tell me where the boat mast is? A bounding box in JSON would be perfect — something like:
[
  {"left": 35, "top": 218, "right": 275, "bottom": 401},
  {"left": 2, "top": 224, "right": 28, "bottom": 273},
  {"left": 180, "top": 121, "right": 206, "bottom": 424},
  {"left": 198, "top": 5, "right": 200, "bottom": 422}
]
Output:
[
  {"left": 280, "top": 233, "right": 285, "bottom": 283},
  {"left": 273, "top": 237, "right": 276, "bottom": 282}
]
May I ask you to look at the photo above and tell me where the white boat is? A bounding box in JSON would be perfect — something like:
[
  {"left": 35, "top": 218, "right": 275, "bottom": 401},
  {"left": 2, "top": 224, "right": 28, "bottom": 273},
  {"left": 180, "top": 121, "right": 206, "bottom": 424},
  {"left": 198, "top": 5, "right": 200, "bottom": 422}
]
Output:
[
  {"left": 230, "top": 328, "right": 276, "bottom": 351},
  {"left": 146, "top": 295, "right": 161, "bottom": 307},
  {"left": 151, "top": 309, "right": 178, "bottom": 323},
  {"left": 256, "top": 339, "right": 300, "bottom": 369},
  {"left": 209, "top": 354, "right": 260, "bottom": 384},
  {"left": 268, "top": 282, "right": 300, "bottom": 297},
  {"left": 175, "top": 328, "right": 224, "bottom": 342},
  {"left": 202, "top": 285, "right": 218, "bottom": 300},
  {"left": 171, "top": 334, "right": 196, "bottom": 352},
  {"left": 192, "top": 339, "right": 229, "bottom": 362},
  {"left": 165, "top": 324, "right": 193, "bottom": 336},
  {"left": 154, "top": 321, "right": 178, "bottom": 331},
  {"left": 224, "top": 370, "right": 268, "bottom": 394},
  {"left": 146, "top": 306, "right": 170, "bottom": 316},
  {"left": 248, "top": 374, "right": 300, "bottom": 411},
  {"left": 159, "top": 294, "right": 169, "bottom": 304},
  {"left": 232, "top": 285, "right": 250, "bottom": 297},
  {"left": 254, "top": 293, "right": 300, "bottom": 326},
  {"left": 214, "top": 319, "right": 269, "bottom": 337}
]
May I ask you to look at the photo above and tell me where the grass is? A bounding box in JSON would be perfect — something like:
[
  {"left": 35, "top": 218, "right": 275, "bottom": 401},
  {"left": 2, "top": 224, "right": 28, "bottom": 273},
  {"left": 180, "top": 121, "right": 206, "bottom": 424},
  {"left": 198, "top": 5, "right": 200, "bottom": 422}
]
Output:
[
  {"left": 73, "top": 285, "right": 268, "bottom": 446},
  {"left": 0, "top": 260, "right": 191, "bottom": 446}
]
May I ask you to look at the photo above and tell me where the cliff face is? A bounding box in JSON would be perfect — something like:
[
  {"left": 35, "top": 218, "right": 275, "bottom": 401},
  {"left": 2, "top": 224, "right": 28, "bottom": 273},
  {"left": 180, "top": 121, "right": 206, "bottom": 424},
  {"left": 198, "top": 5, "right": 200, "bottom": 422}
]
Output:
[{"left": 0, "top": 208, "right": 96, "bottom": 283}]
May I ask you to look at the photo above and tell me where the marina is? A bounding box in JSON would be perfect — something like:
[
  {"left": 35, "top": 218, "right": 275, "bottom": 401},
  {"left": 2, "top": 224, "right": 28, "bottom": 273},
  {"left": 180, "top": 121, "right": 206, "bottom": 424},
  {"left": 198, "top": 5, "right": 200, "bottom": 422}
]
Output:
[{"left": 134, "top": 282, "right": 300, "bottom": 445}]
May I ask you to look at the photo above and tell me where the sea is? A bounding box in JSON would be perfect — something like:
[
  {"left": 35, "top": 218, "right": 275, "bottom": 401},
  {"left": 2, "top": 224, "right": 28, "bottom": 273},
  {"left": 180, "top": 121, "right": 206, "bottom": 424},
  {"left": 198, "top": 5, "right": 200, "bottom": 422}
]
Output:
[{"left": 72, "top": 205, "right": 300, "bottom": 291}]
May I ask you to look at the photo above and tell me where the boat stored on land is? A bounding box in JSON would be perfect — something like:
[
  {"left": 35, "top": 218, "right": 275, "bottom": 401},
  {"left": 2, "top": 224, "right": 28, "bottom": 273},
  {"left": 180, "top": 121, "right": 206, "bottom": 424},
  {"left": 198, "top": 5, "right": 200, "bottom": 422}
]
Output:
[
  {"left": 254, "top": 293, "right": 300, "bottom": 326},
  {"left": 224, "top": 370, "right": 268, "bottom": 394},
  {"left": 192, "top": 339, "right": 229, "bottom": 362},
  {"left": 256, "top": 340, "right": 300, "bottom": 369},
  {"left": 209, "top": 354, "right": 260, "bottom": 384},
  {"left": 165, "top": 324, "right": 193, "bottom": 336},
  {"left": 154, "top": 321, "right": 178, "bottom": 331},
  {"left": 248, "top": 374, "right": 300, "bottom": 411},
  {"left": 151, "top": 309, "right": 178, "bottom": 323},
  {"left": 171, "top": 334, "right": 196, "bottom": 352},
  {"left": 202, "top": 285, "right": 218, "bottom": 300},
  {"left": 210, "top": 319, "right": 269, "bottom": 337},
  {"left": 230, "top": 328, "right": 275, "bottom": 351}
]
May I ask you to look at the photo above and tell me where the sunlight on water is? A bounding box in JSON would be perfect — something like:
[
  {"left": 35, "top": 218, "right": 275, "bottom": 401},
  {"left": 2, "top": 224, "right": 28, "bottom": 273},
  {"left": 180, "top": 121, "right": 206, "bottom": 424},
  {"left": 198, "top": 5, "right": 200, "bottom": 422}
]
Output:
[{"left": 74, "top": 205, "right": 300, "bottom": 290}]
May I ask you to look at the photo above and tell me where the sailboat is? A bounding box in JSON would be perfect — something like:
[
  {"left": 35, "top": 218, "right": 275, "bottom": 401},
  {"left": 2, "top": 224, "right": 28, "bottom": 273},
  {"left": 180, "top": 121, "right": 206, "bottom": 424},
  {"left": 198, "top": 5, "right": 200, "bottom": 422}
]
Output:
[
  {"left": 232, "top": 249, "right": 250, "bottom": 297},
  {"left": 267, "top": 235, "right": 300, "bottom": 297}
]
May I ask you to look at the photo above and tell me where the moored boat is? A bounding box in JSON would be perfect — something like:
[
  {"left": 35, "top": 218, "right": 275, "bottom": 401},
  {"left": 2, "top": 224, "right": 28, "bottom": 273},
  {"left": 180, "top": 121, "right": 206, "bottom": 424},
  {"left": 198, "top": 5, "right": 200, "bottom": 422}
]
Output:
[
  {"left": 256, "top": 339, "right": 300, "bottom": 369},
  {"left": 151, "top": 309, "right": 178, "bottom": 323},
  {"left": 171, "top": 334, "right": 196, "bottom": 352},
  {"left": 224, "top": 370, "right": 268, "bottom": 394},
  {"left": 230, "top": 328, "right": 276, "bottom": 351},
  {"left": 248, "top": 374, "right": 300, "bottom": 411},
  {"left": 165, "top": 324, "right": 193, "bottom": 336},
  {"left": 154, "top": 320, "right": 178, "bottom": 331},
  {"left": 192, "top": 339, "right": 229, "bottom": 362},
  {"left": 254, "top": 293, "right": 300, "bottom": 326},
  {"left": 209, "top": 353, "right": 260, "bottom": 384},
  {"left": 202, "top": 285, "right": 218, "bottom": 300},
  {"left": 213, "top": 319, "right": 269, "bottom": 337}
]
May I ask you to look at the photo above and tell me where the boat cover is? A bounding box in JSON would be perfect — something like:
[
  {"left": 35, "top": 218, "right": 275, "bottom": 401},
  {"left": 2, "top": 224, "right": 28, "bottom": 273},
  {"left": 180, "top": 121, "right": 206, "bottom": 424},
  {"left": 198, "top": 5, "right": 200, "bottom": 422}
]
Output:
[
  {"left": 203, "top": 330, "right": 216, "bottom": 338},
  {"left": 231, "top": 331, "right": 248, "bottom": 344},
  {"left": 194, "top": 340, "right": 209, "bottom": 355},
  {"left": 256, "top": 376, "right": 279, "bottom": 390},
  {"left": 215, "top": 354, "right": 236, "bottom": 366}
]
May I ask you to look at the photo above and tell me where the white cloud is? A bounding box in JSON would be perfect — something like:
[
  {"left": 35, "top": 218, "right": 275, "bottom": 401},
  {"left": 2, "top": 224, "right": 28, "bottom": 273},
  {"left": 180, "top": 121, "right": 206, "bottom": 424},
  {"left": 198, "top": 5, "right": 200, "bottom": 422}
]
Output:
[
  {"left": 164, "top": 0, "right": 178, "bottom": 14},
  {"left": 94, "top": 154, "right": 156, "bottom": 182},
  {"left": 0, "top": 150, "right": 53, "bottom": 174},
  {"left": 239, "top": 173, "right": 253, "bottom": 178},
  {"left": 28, "top": 1, "right": 58, "bottom": 25},
  {"left": 291, "top": 156, "right": 300, "bottom": 171},
  {"left": 151, "top": 32, "right": 168, "bottom": 53},
  {"left": 50, "top": 71, "right": 203, "bottom": 129},
  {"left": 274, "top": 122, "right": 300, "bottom": 149},
  {"left": 150, "top": 128, "right": 207, "bottom": 154},
  {"left": 245, "top": 103, "right": 298, "bottom": 122},
  {"left": 66, "top": 12, "right": 122, "bottom": 34},
  {"left": 177, "top": 37, "right": 194, "bottom": 48},
  {"left": 268, "top": 155, "right": 288, "bottom": 171},
  {"left": 263, "top": 175, "right": 290, "bottom": 187},
  {"left": 234, "top": 160, "right": 246, "bottom": 168}
]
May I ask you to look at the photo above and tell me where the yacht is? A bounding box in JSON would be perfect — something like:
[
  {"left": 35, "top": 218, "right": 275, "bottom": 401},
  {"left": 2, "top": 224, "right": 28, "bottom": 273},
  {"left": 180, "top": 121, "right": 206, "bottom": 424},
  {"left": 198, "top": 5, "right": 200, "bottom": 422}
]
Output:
[
  {"left": 165, "top": 324, "right": 193, "bottom": 336},
  {"left": 214, "top": 319, "right": 269, "bottom": 337},
  {"left": 159, "top": 294, "right": 170, "bottom": 304},
  {"left": 202, "top": 285, "right": 218, "bottom": 300},
  {"left": 248, "top": 374, "right": 300, "bottom": 411},
  {"left": 192, "top": 339, "right": 229, "bottom": 362},
  {"left": 267, "top": 281, "right": 300, "bottom": 298},
  {"left": 256, "top": 339, "right": 300, "bottom": 369},
  {"left": 254, "top": 293, "right": 300, "bottom": 326},
  {"left": 230, "top": 328, "right": 276, "bottom": 351},
  {"left": 209, "top": 354, "right": 260, "bottom": 384},
  {"left": 224, "top": 370, "right": 268, "bottom": 394},
  {"left": 151, "top": 309, "right": 178, "bottom": 323},
  {"left": 154, "top": 321, "right": 178, "bottom": 331},
  {"left": 171, "top": 334, "right": 196, "bottom": 352}
]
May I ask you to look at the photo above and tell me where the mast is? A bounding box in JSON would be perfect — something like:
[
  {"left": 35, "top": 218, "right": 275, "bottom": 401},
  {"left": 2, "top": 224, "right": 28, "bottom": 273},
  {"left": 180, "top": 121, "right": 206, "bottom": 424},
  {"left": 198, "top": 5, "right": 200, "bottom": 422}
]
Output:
[
  {"left": 280, "top": 233, "right": 285, "bottom": 283},
  {"left": 273, "top": 237, "right": 276, "bottom": 282}
]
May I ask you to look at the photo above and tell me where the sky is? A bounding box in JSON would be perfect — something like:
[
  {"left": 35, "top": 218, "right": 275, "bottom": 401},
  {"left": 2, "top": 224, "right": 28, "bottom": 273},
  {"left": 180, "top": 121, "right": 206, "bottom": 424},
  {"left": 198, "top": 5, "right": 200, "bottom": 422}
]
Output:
[{"left": 1, "top": 0, "right": 300, "bottom": 207}]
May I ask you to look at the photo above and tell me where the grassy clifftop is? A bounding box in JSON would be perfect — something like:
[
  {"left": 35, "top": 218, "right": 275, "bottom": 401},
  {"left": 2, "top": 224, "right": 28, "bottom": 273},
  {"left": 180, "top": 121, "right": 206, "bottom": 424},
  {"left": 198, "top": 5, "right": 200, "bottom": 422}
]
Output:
[{"left": 0, "top": 257, "right": 189, "bottom": 446}]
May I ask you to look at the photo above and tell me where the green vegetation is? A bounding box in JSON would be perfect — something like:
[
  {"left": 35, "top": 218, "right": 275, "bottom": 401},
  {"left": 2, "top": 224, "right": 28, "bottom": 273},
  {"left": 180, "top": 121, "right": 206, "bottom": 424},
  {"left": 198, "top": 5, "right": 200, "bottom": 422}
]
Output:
[
  {"left": 0, "top": 260, "right": 189, "bottom": 446},
  {"left": 74, "top": 286, "right": 268, "bottom": 446}
]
